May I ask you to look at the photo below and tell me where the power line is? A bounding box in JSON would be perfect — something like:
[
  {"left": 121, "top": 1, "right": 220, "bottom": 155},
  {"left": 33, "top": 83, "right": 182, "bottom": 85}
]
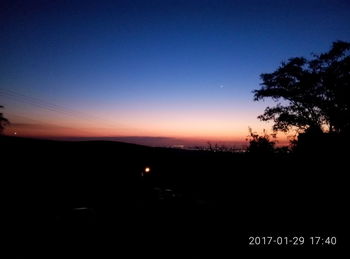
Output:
[
  {"left": 0, "top": 88, "right": 153, "bottom": 135},
  {"left": 4, "top": 111, "right": 96, "bottom": 136},
  {"left": 0, "top": 89, "right": 124, "bottom": 129}
]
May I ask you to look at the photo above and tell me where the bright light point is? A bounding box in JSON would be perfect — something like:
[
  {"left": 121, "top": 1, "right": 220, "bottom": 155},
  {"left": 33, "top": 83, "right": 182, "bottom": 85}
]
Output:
[
  {"left": 144, "top": 167, "right": 151, "bottom": 173},
  {"left": 14, "top": 132, "right": 17, "bottom": 135}
]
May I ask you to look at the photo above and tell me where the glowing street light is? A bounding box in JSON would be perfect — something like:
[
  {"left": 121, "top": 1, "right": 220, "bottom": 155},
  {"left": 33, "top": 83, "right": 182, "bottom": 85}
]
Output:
[{"left": 141, "top": 166, "right": 151, "bottom": 177}]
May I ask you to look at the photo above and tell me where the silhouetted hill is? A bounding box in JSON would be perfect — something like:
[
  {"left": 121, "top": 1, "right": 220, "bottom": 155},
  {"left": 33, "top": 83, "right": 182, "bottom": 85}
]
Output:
[{"left": 2, "top": 136, "right": 347, "bottom": 257}]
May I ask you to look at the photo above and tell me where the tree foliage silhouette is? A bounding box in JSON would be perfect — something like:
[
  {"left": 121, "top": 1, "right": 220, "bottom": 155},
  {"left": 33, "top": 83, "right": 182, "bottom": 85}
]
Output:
[
  {"left": 253, "top": 41, "right": 350, "bottom": 135},
  {"left": 246, "top": 128, "right": 276, "bottom": 154},
  {"left": 0, "top": 105, "right": 9, "bottom": 134}
]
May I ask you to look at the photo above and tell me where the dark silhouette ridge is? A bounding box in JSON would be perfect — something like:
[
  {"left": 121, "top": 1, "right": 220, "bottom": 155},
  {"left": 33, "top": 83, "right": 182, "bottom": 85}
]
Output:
[{"left": 2, "top": 135, "right": 347, "bottom": 256}]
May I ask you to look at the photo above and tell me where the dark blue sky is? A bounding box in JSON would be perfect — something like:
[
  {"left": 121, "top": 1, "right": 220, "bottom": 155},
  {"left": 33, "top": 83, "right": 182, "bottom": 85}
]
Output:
[{"left": 1, "top": 0, "right": 350, "bottom": 144}]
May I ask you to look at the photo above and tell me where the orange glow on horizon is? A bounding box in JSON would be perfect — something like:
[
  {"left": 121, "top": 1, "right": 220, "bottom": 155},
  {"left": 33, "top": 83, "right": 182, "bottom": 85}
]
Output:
[
  {"left": 4, "top": 120, "right": 290, "bottom": 147},
  {"left": 3, "top": 104, "right": 291, "bottom": 146}
]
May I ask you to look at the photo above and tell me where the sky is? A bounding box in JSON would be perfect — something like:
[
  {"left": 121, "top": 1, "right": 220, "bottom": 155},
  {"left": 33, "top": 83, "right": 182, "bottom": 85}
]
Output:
[{"left": 1, "top": 0, "right": 350, "bottom": 147}]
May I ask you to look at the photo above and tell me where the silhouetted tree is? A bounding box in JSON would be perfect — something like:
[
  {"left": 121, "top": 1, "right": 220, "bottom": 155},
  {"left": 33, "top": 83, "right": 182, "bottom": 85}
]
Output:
[
  {"left": 0, "top": 105, "right": 9, "bottom": 134},
  {"left": 253, "top": 41, "right": 350, "bottom": 135},
  {"left": 246, "top": 128, "right": 276, "bottom": 154}
]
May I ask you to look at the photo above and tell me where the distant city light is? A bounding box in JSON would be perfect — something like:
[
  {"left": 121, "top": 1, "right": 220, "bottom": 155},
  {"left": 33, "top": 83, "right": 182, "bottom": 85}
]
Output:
[{"left": 144, "top": 167, "right": 151, "bottom": 173}]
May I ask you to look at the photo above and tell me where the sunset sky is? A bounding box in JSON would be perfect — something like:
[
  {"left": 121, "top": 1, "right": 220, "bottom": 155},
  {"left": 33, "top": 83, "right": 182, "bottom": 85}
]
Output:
[{"left": 1, "top": 0, "right": 350, "bottom": 146}]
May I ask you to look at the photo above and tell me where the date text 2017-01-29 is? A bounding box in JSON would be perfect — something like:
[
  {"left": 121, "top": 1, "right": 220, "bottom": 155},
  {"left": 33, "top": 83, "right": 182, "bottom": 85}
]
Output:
[{"left": 248, "top": 236, "right": 337, "bottom": 246}]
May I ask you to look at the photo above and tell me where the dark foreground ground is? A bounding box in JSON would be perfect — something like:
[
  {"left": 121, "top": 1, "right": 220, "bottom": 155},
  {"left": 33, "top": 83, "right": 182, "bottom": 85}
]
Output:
[{"left": 2, "top": 136, "right": 349, "bottom": 257}]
